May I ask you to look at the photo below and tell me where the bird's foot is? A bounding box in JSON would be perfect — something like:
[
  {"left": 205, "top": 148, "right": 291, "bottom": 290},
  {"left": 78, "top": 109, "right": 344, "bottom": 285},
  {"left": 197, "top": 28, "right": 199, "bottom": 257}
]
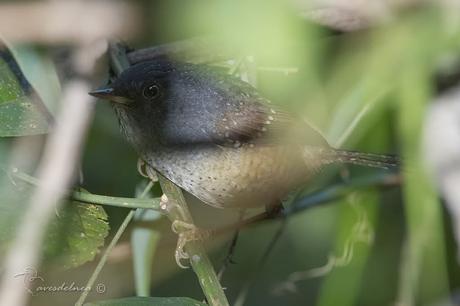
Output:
[
  {"left": 171, "top": 220, "right": 212, "bottom": 268},
  {"left": 137, "top": 158, "right": 158, "bottom": 182},
  {"left": 155, "top": 187, "right": 211, "bottom": 268}
]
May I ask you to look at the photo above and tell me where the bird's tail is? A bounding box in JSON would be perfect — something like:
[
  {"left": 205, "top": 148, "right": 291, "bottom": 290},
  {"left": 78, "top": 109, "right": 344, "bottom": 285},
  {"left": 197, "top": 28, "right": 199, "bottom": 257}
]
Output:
[{"left": 305, "top": 147, "right": 400, "bottom": 169}]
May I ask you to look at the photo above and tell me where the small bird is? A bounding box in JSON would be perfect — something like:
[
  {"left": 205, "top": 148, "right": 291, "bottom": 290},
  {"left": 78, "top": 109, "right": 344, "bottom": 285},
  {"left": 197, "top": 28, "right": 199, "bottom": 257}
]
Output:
[{"left": 90, "top": 59, "right": 398, "bottom": 210}]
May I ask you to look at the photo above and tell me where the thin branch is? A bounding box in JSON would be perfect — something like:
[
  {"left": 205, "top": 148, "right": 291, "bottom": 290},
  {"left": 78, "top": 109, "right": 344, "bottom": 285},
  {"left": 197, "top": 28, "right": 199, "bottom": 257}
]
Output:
[
  {"left": 75, "top": 182, "right": 154, "bottom": 306},
  {"left": 6, "top": 167, "right": 162, "bottom": 210},
  {"left": 285, "top": 172, "right": 400, "bottom": 216},
  {"left": 75, "top": 210, "right": 135, "bottom": 306},
  {"left": 73, "top": 191, "right": 161, "bottom": 210}
]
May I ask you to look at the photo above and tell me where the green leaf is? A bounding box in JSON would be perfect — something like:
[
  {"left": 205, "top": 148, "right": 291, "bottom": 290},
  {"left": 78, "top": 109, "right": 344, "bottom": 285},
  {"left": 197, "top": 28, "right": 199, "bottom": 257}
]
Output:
[
  {"left": 84, "top": 297, "right": 207, "bottom": 306},
  {"left": 43, "top": 202, "right": 109, "bottom": 269},
  {"left": 0, "top": 42, "right": 52, "bottom": 136}
]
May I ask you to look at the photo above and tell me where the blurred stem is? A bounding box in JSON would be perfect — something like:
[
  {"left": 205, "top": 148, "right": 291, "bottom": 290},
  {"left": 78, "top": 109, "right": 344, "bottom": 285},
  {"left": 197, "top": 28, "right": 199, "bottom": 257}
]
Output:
[
  {"left": 75, "top": 182, "right": 154, "bottom": 306},
  {"left": 5, "top": 167, "right": 162, "bottom": 210},
  {"left": 396, "top": 52, "right": 449, "bottom": 304},
  {"left": 286, "top": 172, "right": 400, "bottom": 216},
  {"left": 109, "top": 42, "right": 131, "bottom": 75},
  {"left": 110, "top": 43, "right": 229, "bottom": 306}
]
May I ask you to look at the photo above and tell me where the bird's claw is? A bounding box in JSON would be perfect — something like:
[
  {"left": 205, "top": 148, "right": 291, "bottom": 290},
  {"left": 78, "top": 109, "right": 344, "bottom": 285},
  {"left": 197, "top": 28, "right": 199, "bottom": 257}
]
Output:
[
  {"left": 155, "top": 185, "right": 211, "bottom": 268},
  {"left": 137, "top": 159, "right": 158, "bottom": 182},
  {"left": 171, "top": 220, "right": 212, "bottom": 268}
]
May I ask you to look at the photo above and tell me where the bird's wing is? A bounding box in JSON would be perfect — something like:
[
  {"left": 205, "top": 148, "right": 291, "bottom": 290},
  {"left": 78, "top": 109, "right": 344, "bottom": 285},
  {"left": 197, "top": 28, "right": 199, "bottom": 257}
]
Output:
[
  {"left": 214, "top": 95, "right": 329, "bottom": 148},
  {"left": 194, "top": 65, "right": 330, "bottom": 148}
]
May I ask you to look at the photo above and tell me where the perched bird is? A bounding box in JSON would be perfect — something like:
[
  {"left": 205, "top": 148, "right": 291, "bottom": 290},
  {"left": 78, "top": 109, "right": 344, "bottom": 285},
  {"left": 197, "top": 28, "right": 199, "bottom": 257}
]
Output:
[{"left": 90, "top": 59, "right": 398, "bottom": 210}]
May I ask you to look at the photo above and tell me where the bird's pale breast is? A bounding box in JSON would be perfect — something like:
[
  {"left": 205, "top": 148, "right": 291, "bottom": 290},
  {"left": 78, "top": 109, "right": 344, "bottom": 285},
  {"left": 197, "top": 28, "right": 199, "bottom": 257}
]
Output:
[{"left": 144, "top": 144, "right": 319, "bottom": 208}]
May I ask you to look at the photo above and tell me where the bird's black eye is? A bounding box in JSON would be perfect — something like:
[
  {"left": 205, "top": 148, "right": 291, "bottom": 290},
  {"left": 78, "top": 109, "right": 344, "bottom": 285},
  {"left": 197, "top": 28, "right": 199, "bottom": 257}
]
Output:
[{"left": 142, "top": 84, "right": 160, "bottom": 99}]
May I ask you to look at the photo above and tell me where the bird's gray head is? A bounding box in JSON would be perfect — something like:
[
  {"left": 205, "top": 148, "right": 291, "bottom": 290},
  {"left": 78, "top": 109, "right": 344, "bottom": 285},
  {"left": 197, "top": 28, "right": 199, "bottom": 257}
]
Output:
[
  {"left": 90, "top": 60, "right": 178, "bottom": 149},
  {"left": 89, "top": 59, "right": 267, "bottom": 150}
]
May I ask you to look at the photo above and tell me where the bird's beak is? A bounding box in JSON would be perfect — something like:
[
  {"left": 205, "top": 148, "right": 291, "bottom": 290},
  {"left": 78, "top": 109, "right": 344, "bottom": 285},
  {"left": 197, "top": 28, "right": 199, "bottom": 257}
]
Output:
[
  {"left": 89, "top": 86, "right": 132, "bottom": 105},
  {"left": 89, "top": 86, "right": 115, "bottom": 99}
]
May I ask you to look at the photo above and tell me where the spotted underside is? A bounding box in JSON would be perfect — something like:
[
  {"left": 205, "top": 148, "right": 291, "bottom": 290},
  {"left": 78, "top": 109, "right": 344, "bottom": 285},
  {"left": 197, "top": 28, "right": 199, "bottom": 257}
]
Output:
[{"left": 143, "top": 142, "right": 325, "bottom": 208}]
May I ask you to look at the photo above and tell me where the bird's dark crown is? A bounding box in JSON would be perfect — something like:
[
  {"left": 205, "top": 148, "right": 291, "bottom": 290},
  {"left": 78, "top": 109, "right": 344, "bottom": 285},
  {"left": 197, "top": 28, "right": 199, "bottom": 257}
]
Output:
[{"left": 90, "top": 58, "right": 287, "bottom": 150}]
